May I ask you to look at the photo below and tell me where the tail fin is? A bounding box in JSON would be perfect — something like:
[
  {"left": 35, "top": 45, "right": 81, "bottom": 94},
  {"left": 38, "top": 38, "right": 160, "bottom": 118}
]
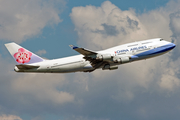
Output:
[{"left": 5, "top": 42, "right": 44, "bottom": 64}]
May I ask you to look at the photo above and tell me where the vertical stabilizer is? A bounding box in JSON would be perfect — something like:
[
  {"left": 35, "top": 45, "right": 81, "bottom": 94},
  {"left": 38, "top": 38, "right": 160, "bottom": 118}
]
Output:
[{"left": 5, "top": 42, "right": 44, "bottom": 64}]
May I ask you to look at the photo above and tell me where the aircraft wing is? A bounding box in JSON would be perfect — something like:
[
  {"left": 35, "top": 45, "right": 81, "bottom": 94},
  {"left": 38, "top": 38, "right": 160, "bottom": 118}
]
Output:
[
  {"left": 69, "top": 45, "right": 105, "bottom": 71},
  {"left": 16, "top": 64, "right": 40, "bottom": 70},
  {"left": 69, "top": 45, "right": 97, "bottom": 55}
]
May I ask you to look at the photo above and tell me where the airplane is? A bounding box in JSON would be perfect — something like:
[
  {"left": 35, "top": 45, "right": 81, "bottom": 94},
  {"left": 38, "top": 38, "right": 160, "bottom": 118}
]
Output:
[{"left": 5, "top": 38, "right": 176, "bottom": 73}]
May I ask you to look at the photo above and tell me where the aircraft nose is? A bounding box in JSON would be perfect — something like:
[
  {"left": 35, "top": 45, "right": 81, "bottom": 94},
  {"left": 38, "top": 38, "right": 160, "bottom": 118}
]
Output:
[
  {"left": 171, "top": 43, "right": 176, "bottom": 48},
  {"left": 167, "top": 43, "right": 176, "bottom": 50}
]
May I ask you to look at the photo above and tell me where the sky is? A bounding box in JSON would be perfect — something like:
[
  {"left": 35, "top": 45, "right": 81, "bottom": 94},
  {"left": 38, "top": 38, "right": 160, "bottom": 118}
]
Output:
[{"left": 0, "top": 0, "right": 180, "bottom": 120}]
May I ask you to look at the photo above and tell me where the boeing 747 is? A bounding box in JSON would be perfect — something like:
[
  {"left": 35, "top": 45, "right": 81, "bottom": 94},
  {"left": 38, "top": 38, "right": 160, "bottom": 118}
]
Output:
[{"left": 5, "top": 38, "right": 176, "bottom": 73}]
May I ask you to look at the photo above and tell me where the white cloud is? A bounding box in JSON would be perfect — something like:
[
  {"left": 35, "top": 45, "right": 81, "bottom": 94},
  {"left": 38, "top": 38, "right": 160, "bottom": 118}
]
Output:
[
  {"left": 36, "top": 49, "right": 47, "bottom": 56},
  {"left": 160, "top": 73, "right": 179, "bottom": 91},
  {"left": 11, "top": 73, "right": 74, "bottom": 104},
  {"left": 0, "top": 114, "right": 22, "bottom": 120},
  {"left": 70, "top": 1, "right": 148, "bottom": 50},
  {"left": 0, "top": 0, "right": 65, "bottom": 43}
]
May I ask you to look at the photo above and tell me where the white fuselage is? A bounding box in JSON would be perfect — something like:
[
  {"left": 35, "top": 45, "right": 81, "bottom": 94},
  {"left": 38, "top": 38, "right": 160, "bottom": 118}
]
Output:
[{"left": 14, "top": 38, "right": 176, "bottom": 73}]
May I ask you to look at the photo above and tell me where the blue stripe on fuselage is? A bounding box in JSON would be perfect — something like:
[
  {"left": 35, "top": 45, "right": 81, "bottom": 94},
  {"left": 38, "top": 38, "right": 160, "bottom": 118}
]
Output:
[{"left": 131, "top": 43, "right": 176, "bottom": 59}]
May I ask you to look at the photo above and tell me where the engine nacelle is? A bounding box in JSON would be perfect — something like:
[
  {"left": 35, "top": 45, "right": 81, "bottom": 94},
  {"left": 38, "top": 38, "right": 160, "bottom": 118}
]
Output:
[
  {"left": 96, "top": 54, "right": 112, "bottom": 61},
  {"left": 102, "top": 64, "right": 118, "bottom": 70},
  {"left": 113, "top": 56, "right": 130, "bottom": 63}
]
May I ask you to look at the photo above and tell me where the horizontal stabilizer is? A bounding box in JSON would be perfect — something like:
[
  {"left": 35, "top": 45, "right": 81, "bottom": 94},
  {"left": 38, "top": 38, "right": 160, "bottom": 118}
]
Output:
[
  {"left": 16, "top": 64, "right": 40, "bottom": 70},
  {"left": 69, "top": 45, "right": 97, "bottom": 55}
]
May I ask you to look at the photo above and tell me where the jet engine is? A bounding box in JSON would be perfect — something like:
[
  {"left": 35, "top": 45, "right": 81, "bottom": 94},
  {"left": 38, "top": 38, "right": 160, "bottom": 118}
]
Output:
[
  {"left": 96, "top": 54, "right": 112, "bottom": 61},
  {"left": 113, "top": 56, "right": 130, "bottom": 63},
  {"left": 102, "top": 64, "right": 118, "bottom": 70}
]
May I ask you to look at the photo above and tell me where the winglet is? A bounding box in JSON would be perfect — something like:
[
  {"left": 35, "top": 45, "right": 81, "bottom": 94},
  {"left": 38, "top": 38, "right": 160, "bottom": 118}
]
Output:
[{"left": 69, "top": 45, "right": 78, "bottom": 49}]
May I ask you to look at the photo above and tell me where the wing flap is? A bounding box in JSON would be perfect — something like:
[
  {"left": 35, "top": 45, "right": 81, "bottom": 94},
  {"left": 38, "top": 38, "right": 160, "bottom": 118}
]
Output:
[{"left": 16, "top": 64, "right": 40, "bottom": 70}]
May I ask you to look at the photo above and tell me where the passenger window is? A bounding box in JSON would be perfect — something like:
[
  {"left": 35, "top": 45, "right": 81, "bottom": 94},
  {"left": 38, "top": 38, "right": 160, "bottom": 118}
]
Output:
[{"left": 160, "top": 39, "right": 164, "bottom": 41}]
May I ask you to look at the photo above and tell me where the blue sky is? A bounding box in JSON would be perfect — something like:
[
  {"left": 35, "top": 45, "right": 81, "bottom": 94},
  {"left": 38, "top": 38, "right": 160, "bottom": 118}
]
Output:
[{"left": 1, "top": 0, "right": 180, "bottom": 120}]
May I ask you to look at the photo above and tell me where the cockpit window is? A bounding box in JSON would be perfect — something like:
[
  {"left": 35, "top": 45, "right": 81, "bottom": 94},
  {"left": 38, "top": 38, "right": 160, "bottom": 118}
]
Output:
[{"left": 160, "top": 38, "right": 164, "bottom": 41}]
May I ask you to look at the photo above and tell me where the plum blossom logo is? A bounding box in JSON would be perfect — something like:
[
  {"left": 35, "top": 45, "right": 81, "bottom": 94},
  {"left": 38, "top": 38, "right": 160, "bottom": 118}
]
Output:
[{"left": 14, "top": 48, "right": 32, "bottom": 64}]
